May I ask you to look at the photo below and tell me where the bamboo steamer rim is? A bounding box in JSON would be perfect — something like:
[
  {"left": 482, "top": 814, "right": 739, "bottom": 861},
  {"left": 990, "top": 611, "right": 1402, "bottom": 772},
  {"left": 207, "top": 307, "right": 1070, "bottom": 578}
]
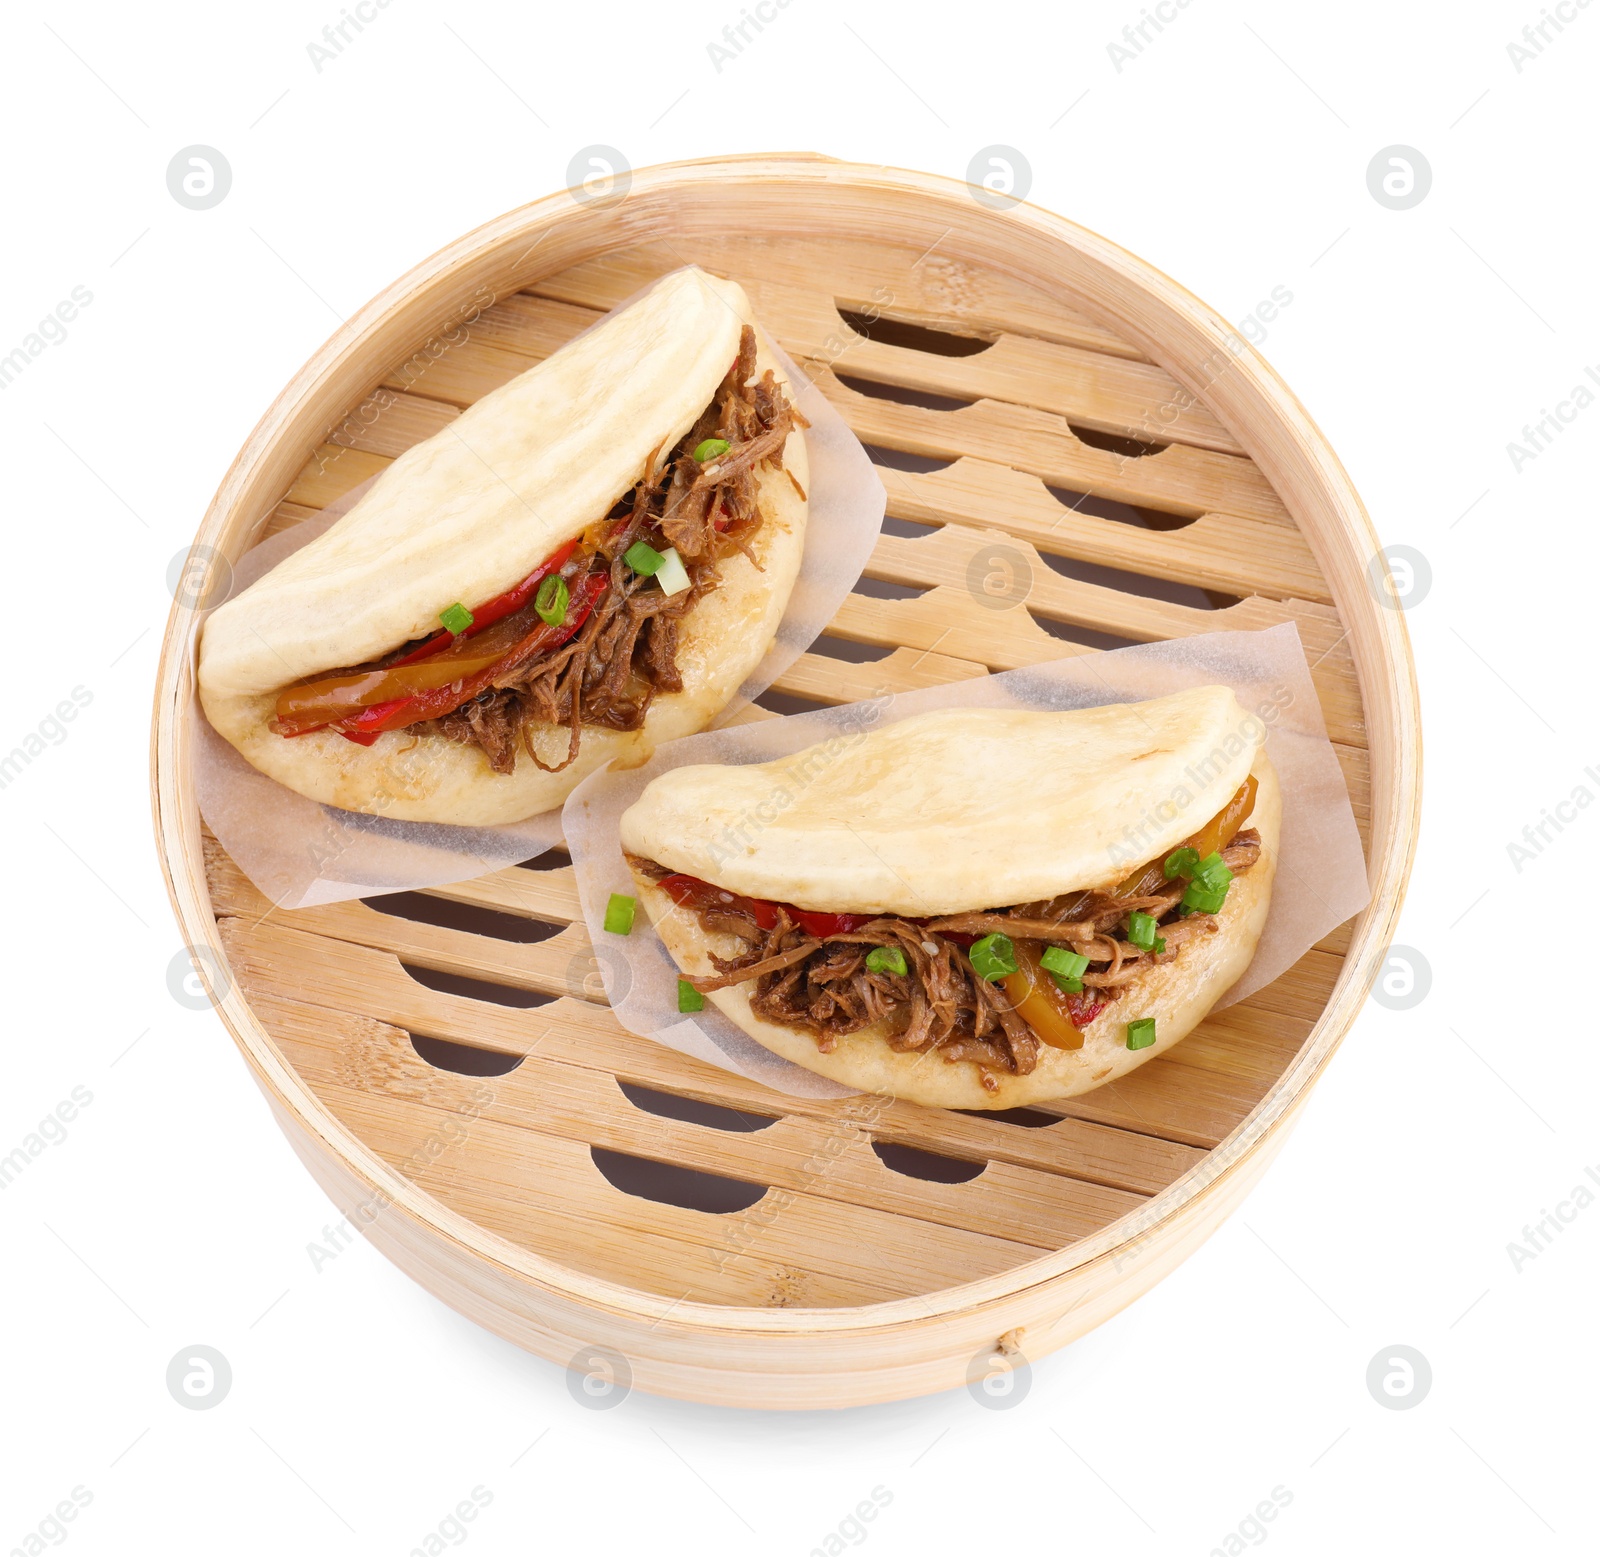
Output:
[{"left": 150, "top": 153, "right": 1419, "bottom": 1339}]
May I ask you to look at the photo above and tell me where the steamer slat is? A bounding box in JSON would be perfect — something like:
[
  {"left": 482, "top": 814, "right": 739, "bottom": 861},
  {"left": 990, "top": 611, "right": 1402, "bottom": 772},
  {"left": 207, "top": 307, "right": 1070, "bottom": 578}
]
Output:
[
  {"left": 204, "top": 831, "right": 582, "bottom": 924},
  {"left": 881, "top": 459, "right": 1330, "bottom": 603},
  {"left": 810, "top": 366, "right": 1291, "bottom": 524},
  {"left": 821, "top": 588, "right": 1365, "bottom": 747},
  {"left": 772, "top": 645, "right": 988, "bottom": 704},
  {"left": 252, "top": 1008, "right": 1053, "bottom": 1304},
  {"left": 269, "top": 1000, "right": 1147, "bottom": 1250},
  {"left": 723, "top": 280, "right": 1243, "bottom": 453},
  {"left": 220, "top": 920, "right": 1205, "bottom": 1196},
  {"left": 313, "top": 1093, "right": 944, "bottom": 1307},
  {"left": 527, "top": 234, "right": 1149, "bottom": 358}
]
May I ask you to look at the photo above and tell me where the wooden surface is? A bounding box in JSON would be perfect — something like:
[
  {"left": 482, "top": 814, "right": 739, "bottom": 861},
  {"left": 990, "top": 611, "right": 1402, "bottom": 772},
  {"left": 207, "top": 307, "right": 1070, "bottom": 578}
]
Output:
[{"left": 151, "top": 156, "right": 1420, "bottom": 1406}]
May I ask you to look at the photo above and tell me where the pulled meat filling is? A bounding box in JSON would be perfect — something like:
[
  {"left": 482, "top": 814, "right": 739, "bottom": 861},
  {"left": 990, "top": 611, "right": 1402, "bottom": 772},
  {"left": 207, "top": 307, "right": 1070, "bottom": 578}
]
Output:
[
  {"left": 432, "top": 325, "right": 803, "bottom": 773},
  {"left": 630, "top": 827, "right": 1261, "bottom": 1082},
  {"left": 284, "top": 326, "right": 803, "bottom": 774}
]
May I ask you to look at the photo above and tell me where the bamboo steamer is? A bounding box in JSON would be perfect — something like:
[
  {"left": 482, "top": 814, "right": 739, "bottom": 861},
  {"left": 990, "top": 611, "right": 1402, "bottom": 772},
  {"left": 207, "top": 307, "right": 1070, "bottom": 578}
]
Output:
[{"left": 151, "top": 155, "right": 1419, "bottom": 1408}]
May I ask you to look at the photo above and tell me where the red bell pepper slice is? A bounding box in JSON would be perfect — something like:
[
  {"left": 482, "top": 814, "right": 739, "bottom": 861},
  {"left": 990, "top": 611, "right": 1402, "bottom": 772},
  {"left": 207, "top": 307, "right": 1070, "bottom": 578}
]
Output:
[
  {"left": 389, "top": 540, "right": 579, "bottom": 668},
  {"left": 274, "top": 541, "right": 586, "bottom": 740},
  {"left": 329, "top": 570, "right": 608, "bottom": 743},
  {"left": 657, "top": 875, "right": 871, "bottom": 938}
]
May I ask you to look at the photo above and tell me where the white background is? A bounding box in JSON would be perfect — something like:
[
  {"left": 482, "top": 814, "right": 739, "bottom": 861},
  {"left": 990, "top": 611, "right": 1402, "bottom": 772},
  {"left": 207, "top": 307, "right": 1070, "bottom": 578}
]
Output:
[{"left": 2, "top": 0, "right": 1594, "bottom": 1552}]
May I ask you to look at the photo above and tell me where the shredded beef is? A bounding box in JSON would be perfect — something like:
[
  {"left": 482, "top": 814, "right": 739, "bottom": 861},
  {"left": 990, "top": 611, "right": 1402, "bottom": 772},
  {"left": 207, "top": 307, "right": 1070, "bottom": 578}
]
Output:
[
  {"left": 427, "top": 326, "right": 805, "bottom": 775},
  {"left": 647, "top": 829, "right": 1262, "bottom": 1079}
]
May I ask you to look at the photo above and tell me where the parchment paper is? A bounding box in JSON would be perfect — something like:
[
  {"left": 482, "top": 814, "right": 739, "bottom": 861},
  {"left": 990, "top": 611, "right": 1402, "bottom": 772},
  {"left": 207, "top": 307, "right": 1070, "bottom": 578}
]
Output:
[
  {"left": 562, "top": 624, "right": 1371, "bottom": 1100},
  {"left": 192, "top": 330, "right": 885, "bottom": 909}
]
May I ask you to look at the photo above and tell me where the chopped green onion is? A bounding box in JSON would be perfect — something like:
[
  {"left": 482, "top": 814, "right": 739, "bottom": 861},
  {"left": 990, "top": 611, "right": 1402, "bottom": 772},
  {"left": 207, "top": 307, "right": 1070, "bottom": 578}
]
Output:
[
  {"left": 1153, "top": 936, "right": 1167, "bottom": 955},
  {"left": 1040, "top": 946, "right": 1088, "bottom": 994},
  {"left": 865, "top": 946, "right": 908, "bottom": 977},
  {"left": 439, "top": 601, "right": 473, "bottom": 634},
  {"left": 1181, "top": 880, "right": 1230, "bottom": 915},
  {"left": 602, "top": 893, "right": 635, "bottom": 935},
  {"left": 1192, "top": 852, "right": 1234, "bottom": 892},
  {"left": 1126, "top": 1018, "right": 1157, "bottom": 1050},
  {"left": 1164, "top": 846, "right": 1200, "bottom": 880},
  {"left": 1126, "top": 911, "right": 1160, "bottom": 951},
  {"left": 654, "top": 546, "right": 691, "bottom": 597},
  {"left": 677, "top": 979, "right": 705, "bottom": 1013},
  {"left": 534, "top": 569, "right": 572, "bottom": 627},
  {"left": 534, "top": 573, "right": 569, "bottom": 627},
  {"left": 625, "top": 540, "right": 665, "bottom": 576},
  {"left": 693, "top": 437, "right": 730, "bottom": 462},
  {"left": 968, "top": 933, "right": 1017, "bottom": 982}
]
